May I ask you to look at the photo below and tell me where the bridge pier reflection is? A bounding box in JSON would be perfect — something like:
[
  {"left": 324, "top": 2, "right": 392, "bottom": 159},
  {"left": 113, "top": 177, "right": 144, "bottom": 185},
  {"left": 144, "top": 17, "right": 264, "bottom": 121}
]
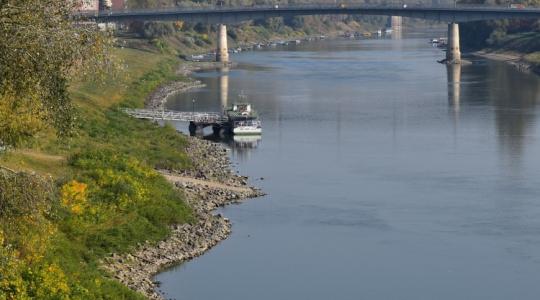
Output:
[
  {"left": 447, "top": 63, "right": 461, "bottom": 113},
  {"left": 219, "top": 66, "right": 229, "bottom": 111}
]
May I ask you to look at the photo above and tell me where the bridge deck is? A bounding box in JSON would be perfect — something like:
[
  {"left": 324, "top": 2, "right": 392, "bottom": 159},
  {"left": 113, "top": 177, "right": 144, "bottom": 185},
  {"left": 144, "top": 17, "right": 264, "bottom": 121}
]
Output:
[{"left": 87, "top": 4, "right": 540, "bottom": 23}]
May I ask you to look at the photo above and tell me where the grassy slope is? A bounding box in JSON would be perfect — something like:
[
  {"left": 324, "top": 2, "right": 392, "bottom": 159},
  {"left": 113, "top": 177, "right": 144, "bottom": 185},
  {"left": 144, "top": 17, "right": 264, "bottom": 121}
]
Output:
[
  {"left": 1, "top": 47, "right": 195, "bottom": 299},
  {"left": 1, "top": 48, "right": 171, "bottom": 175}
]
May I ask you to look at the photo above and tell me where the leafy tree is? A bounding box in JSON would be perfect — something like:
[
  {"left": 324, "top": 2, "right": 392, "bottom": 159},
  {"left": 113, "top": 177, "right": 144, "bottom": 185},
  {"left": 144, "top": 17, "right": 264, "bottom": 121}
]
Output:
[{"left": 0, "top": 0, "right": 114, "bottom": 147}]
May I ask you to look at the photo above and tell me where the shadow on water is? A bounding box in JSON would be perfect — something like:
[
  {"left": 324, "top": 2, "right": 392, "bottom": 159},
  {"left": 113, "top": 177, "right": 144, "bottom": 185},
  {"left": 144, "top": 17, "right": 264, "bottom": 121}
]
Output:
[{"left": 456, "top": 58, "right": 540, "bottom": 177}]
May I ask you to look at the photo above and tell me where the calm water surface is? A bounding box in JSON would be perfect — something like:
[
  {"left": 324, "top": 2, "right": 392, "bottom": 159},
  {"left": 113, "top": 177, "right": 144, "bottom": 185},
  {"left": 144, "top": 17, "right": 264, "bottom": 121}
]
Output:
[{"left": 157, "top": 36, "right": 540, "bottom": 300}]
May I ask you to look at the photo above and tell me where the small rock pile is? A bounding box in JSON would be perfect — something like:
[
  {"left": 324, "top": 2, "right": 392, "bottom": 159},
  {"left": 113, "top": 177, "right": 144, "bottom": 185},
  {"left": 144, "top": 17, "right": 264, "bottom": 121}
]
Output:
[
  {"left": 176, "top": 136, "right": 248, "bottom": 186},
  {"left": 177, "top": 180, "right": 264, "bottom": 213}
]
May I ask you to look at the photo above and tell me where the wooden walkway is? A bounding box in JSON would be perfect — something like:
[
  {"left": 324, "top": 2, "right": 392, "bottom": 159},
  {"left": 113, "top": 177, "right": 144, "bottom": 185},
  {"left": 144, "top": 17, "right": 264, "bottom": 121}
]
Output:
[{"left": 123, "top": 108, "right": 226, "bottom": 123}]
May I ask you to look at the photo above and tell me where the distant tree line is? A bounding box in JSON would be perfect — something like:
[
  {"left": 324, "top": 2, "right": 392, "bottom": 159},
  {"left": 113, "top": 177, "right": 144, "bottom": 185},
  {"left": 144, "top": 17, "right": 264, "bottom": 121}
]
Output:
[{"left": 458, "top": 0, "right": 540, "bottom": 50}]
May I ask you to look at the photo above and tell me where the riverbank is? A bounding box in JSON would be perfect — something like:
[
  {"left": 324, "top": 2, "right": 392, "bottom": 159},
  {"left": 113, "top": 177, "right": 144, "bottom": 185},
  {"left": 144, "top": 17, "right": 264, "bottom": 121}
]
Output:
[
  {"left": 103, "top": 59, "right": 264, "bottom": 299},
  {"left": 473, "top": 50, "right": 540, "bottom": 75},
  {"left": 102, "top": 136, "right": 263, "bottom": 299}
]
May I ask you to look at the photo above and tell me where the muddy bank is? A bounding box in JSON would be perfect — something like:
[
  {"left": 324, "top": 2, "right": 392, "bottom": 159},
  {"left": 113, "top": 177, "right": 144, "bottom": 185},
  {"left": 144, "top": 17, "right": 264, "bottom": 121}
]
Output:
[
  {"left": 473, "top": 50, "right": 540, "bottom": 75},
  {"left": 102, "top": 136, "right": 263, "bottom": 299}
]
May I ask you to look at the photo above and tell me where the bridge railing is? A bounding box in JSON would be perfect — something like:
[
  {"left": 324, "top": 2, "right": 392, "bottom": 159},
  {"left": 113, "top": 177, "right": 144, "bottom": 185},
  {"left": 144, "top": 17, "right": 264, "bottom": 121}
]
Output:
[
  {"left": 123, "top": 108, "right": 227, "bottom": 123},
  {"left": 80, "top": 2, "right": 540, "bottom": 16}
]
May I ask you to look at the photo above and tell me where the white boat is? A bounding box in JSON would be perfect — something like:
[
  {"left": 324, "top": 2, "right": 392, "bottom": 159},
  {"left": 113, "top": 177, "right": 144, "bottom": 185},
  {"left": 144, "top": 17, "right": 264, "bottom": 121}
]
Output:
[
  {"left": 226, "top": 102, "right": 262, "bottom": 135},
  {"left": 232, "top": 120, "right": 262, "bottom": 135}
]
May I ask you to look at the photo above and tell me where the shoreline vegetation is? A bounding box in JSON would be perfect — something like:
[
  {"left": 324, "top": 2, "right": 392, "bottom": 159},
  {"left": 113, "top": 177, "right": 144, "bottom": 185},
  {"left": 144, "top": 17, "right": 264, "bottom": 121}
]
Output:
[
  {"left": 103, "top": 138, "right": 264, "bottom": 299},
  {"left": 0, "top": 46, "right": 263, "bottom": 298},
  {"left": 103, "top": 61, "right": 264, "bottom": 299}
]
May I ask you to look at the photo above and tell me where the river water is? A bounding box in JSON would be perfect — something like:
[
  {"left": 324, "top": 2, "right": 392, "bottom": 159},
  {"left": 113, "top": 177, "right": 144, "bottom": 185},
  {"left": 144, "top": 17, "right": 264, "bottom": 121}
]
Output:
[{"left": 158, "top": 34, "right": 540, "bottom": 300}]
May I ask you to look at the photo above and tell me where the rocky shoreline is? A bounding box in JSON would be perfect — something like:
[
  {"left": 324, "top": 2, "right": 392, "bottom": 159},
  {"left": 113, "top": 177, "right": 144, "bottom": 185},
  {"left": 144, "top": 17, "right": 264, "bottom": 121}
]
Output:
[
  {"left": 102, "top": 136, "right": 263, "bottom": 299},
  {"left": 103, "top": 62, "right": 263, "bottom": 299},
  {"left": 146, "top": 61, "right": 236, "bottom": 110}
]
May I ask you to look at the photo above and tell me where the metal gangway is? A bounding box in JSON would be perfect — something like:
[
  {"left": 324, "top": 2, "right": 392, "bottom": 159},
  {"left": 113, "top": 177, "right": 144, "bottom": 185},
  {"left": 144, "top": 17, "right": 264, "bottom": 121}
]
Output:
[{"left": 123, "top": 108, "right": 226, "bottom": 124}]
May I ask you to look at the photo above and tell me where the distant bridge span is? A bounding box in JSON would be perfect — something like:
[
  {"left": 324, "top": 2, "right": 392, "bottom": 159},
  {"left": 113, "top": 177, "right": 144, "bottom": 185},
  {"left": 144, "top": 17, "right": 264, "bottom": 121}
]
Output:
[
  {"left": 91, "top": 4, "right": 540, "bottom": 23},
  {"left": 87, "top": 4, "right": 540, "bottom": 64}
]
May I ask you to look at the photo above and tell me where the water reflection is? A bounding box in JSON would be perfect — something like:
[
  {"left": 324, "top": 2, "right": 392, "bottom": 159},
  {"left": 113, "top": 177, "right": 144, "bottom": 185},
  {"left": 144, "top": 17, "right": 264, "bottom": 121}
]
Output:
[
  {"left": 219, "top": 66, "right": 229, "bottom": 112},
  {"left": 391, "top": 28, "right": 402, "bottom": 40},
  {"left": 229, "top": 135, "right": 262, "bottom": 161},
  {"left": 446, "top": 63, "right": 461, "bottom": 113},
  {"left": 488, "top": 62, "right": 540, "bottom": 176},
  {"left": 203, "top": 134, "right": 261, "bottom": 161}
]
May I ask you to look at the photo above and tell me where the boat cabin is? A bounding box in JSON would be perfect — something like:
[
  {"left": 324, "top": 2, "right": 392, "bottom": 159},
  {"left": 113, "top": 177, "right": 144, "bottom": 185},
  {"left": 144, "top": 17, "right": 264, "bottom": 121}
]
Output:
[{"left": 231, "top": 103, "right": 252, "bottom": 115}]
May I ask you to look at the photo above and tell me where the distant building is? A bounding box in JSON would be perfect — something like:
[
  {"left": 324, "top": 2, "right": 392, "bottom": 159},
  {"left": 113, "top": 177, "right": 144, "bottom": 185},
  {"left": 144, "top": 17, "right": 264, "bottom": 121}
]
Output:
[
  {"left": 76, "top": 0, "right": 124, "bottom": 11},
  {"left": 111, "top": 0, "right": 125, "bottom": 10}
]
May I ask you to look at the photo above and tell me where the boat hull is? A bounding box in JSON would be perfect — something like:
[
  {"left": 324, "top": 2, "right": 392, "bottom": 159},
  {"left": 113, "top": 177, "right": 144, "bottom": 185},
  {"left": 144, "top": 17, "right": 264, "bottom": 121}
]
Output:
[{"left": 233, "top": 126, "right": 262, "bottom": 135}]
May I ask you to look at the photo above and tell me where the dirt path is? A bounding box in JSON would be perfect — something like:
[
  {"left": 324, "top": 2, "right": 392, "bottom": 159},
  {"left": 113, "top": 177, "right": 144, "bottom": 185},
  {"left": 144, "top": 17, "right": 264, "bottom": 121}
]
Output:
[
  {"left": 160, "top": 172, "right": 254, "bottom": 193},
  {"left": 474, "top": 50, "right": 522, "bottom": 62}
]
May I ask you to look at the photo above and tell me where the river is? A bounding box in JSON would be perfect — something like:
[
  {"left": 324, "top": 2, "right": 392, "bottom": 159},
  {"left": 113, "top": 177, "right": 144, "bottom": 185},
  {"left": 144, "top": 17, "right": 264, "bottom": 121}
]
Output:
[{"left": 158, "top": 34, "right": 540, "bottom": 300}]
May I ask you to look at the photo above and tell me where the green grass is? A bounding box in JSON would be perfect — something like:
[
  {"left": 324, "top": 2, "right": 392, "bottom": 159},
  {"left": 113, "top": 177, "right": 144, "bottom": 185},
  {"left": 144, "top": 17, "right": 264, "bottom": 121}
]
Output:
[
  {"left": 524, "top": 51, "right": 540, "bottom": 65},
  {"left": 54, "top": 50, "right": 194, "bottom": 298},
  {"left": 489, "top": 32, "right": 540, "bottom": 55}
]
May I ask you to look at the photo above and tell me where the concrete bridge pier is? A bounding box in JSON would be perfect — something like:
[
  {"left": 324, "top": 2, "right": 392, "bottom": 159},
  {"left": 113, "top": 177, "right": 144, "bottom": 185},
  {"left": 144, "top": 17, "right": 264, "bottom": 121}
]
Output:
[
  {"left": 446, "top": 22, "right": 461, "bottom": 64},
  {"left": 216, "top": 24, "right": 229, "bottom": 63}
]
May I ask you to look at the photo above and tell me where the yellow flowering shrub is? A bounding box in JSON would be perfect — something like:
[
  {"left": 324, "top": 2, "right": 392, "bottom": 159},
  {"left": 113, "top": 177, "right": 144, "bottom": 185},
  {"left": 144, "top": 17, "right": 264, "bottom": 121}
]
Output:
[
  {"left": 13, "top": 216, "right": 56, "bottom": 264},
  {"left": 60, "top": 180, "right": 88, "bottom": 215},
  {"left": 29, "top": 263, "right": 70, "bottom": 299},
  {"left": 0, "top": 230, "right": 22, "bottom": 299}
]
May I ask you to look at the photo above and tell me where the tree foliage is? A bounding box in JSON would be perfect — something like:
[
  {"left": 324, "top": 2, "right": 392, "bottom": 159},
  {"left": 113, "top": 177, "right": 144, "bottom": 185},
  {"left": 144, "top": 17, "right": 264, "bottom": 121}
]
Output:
[
  {"left": 0, "top": 169, "right": 70, "bottom": 299},
  {"left": 0, "top": 0, "right": 114, "bottom": 147},
  {"left": 459, "top": 0, "right": 540, "bottom": 50}
]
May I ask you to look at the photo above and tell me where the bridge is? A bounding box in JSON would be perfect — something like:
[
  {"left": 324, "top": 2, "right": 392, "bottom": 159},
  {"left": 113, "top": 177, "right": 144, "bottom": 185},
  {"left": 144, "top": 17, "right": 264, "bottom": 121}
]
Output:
[
  {"left": 85, "top": 4, "right": 540, "bottom": 64},
  {"left": 91, "top": 4, "right": 540, "bottom": 23}
]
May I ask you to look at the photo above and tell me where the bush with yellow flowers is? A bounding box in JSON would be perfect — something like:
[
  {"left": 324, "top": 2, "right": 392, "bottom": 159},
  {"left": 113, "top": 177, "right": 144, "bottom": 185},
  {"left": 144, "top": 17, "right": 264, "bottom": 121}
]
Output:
[{"left": 60, "top": 180, "right": 88, "bottom": 215}]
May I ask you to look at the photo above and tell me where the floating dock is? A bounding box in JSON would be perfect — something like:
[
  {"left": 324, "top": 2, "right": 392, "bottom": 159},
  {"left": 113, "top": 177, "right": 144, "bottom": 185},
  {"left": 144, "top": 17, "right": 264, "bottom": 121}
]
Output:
[{"left": 123, "top": 108, "right": 260, "bottom": 136}]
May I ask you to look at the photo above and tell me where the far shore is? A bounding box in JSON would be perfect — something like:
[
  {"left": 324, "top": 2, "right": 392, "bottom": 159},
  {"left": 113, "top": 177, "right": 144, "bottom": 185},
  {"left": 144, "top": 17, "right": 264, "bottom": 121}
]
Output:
[{"left": 472, "top": 49, "right": 539, "bottom": 75}]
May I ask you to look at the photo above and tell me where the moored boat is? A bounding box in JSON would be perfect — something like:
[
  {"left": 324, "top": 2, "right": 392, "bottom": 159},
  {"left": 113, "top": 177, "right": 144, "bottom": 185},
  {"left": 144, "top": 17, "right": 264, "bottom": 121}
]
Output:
[
  {"left": 232, "top": 120, "right": 262, "bottom": 135},
  {"left": 225, "top": 102, "right": 262, "bottom": 135}
]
